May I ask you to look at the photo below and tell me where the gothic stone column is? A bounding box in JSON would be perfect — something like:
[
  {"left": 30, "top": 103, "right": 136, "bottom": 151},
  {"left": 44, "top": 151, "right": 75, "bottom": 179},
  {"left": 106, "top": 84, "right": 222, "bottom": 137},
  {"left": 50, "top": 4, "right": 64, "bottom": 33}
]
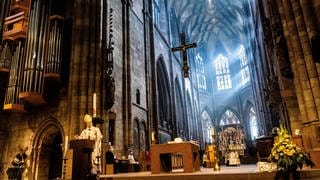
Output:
[{"left": 277, "top": 0, "right": 306, "bottom": 128}]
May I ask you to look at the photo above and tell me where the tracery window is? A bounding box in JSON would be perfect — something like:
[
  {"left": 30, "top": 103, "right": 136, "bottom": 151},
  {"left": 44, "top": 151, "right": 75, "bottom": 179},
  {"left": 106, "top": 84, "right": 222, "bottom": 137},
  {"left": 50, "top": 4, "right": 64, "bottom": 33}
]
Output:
[
  {"left": 196, "top": 54, "right": 206, "bottom": 90},
  {"left": 219, "top": 110, "right": 240, "bottom": 126},
  {"left": 249, "top": 107, "right": 258, "bottom": 140},
  {"left": 201, "top": 110, "right": 213, "bottom": 144},
  {"left": 215, "top": 54, "right": 232, "bottom": 90},
  {"left": 153, "top": 0, "right": 160, "bottom": 28},
  {"left": 196, "top": 54, "right": 205, "bottom": 73},
  {"left": 239, "top": 45, "right": 250, "bottom": 86}
]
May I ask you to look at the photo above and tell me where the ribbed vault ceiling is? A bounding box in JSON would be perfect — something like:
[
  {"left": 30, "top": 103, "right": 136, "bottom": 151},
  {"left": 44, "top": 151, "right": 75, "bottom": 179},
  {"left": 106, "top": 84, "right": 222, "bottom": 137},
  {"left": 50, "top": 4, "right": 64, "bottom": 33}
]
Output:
[{"left": 168, "top": 0, "right": 248, "bottom": 58}]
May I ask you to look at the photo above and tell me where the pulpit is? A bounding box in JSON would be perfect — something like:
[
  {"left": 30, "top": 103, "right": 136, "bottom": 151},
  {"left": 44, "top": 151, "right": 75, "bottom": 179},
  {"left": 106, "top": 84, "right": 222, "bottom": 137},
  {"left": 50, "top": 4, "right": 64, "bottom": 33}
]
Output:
[{"left": 70, "top": 139, "right": 95, "bottom": 179}]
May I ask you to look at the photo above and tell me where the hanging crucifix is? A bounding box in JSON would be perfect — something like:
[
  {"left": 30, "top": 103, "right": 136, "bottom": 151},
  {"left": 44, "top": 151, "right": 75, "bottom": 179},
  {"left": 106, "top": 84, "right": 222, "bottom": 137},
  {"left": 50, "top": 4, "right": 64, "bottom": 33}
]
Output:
[{"left": 171, "top": 32, "right": 197, "bottom": 77}]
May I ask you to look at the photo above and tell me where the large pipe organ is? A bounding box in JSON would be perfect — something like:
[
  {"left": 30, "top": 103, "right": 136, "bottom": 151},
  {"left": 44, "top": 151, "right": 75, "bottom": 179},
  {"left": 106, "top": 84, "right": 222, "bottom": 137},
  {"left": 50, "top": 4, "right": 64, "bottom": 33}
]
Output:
[{"left": 0, "top": 0, "right": 65, "bottom": 112}]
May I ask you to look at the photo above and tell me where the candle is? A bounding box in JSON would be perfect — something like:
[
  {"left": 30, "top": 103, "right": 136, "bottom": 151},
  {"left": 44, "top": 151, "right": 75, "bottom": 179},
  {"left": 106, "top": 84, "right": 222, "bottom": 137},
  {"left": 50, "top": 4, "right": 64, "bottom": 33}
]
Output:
[
  {"left": 211, "top": 128, "right": 215, "bottom": 136},
  {"left": 151, "top": 132, "right": 155, "bottom": 141},
  {"left": 93, "top": 93, "right": 97, "bottom": 117},
  {"left": 64, "top": 136, "right": 68, "bottom": 157}
]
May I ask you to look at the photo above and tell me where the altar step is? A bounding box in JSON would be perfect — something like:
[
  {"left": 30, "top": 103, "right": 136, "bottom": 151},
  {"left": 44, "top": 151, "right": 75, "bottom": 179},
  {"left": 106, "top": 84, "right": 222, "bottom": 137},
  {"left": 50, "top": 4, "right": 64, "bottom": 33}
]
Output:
[{"left": 99, "top": 165, "right": 320, "bottom": 180}]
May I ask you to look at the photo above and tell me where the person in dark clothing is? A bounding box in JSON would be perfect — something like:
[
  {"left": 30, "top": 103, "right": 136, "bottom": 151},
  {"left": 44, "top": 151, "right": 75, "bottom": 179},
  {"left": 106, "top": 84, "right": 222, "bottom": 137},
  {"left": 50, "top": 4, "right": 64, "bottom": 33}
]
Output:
[{"left": 105, "top": 145, "right": 118, "bottom": 173}]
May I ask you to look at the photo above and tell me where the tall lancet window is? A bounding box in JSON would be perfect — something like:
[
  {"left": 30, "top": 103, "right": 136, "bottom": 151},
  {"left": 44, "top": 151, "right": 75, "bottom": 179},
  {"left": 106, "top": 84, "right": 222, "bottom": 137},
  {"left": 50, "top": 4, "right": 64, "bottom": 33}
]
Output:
[
  {"left": 219, "top": 110, "right": 240, "bottom": 126},
  {"left": 215, "top": 54, "right": 232, "bottom": 90},
  {"left": 153, "top": 0, "right": 160, "bottom": 28},
  {"left": 249, "top": 107, "right": 258, "bottom": 140},
  {"left": 239, "top": 45, "right": 250, "bottom": 86},
  {"left": 196, "top": 54, "right": 206, "bottom": 90}
]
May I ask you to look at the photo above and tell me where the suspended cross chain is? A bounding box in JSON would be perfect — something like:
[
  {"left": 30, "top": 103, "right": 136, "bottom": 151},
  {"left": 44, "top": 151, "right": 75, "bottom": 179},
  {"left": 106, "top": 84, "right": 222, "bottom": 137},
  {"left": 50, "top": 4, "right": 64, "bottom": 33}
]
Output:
[{"left": 171, "top": 33, "right": 197, "bottom": 77}]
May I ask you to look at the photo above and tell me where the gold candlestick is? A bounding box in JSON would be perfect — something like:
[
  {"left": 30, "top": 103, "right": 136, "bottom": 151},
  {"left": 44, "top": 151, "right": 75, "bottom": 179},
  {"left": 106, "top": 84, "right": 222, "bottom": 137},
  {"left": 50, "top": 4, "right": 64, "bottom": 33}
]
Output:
[
  {"left": 62, "top": 157, "right": 67, "bottom": 179},
  {"left": 211, "top": 131, "right": 220, "bottom": 171}
]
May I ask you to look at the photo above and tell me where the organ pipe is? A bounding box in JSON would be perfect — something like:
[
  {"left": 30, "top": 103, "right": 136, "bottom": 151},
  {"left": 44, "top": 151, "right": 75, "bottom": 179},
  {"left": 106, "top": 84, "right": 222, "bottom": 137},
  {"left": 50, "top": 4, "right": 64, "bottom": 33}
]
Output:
[
  {"left": 3, "top": 39, "right": 24, "bottom": 108},
  {"left": 0, "top": 42, "right": 12, "bottom": 71},
  {"left": 21, "top": 0, "right": 48, "bottom": 93},
  {"left": 45, "top": 16, "right": 64, "bottom": 78}
]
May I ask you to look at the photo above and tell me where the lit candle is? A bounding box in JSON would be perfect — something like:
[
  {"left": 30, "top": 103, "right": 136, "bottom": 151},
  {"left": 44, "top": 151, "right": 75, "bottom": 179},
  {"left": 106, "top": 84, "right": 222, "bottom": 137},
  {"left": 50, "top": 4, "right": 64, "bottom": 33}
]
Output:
[
  {"left": 93, "top": 93, "right": 97, "bottom": 117},
  {"left": 64, "top": 136, "right": 68, "bottom": 157}
]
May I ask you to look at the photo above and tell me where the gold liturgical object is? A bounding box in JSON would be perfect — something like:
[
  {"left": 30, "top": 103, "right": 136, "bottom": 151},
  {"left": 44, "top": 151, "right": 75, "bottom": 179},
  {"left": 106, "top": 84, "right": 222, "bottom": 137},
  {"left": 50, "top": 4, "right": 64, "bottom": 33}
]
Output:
[{"left": 205, "top": 128, "right": 220, "bottom": 171}]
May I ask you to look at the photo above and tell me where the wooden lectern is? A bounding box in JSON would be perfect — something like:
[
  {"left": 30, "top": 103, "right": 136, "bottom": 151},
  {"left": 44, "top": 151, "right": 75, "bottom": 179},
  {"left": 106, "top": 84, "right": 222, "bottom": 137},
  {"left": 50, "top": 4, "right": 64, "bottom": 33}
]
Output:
[{"left": 70, "top": 139, "right": 95, "bottom": 179}]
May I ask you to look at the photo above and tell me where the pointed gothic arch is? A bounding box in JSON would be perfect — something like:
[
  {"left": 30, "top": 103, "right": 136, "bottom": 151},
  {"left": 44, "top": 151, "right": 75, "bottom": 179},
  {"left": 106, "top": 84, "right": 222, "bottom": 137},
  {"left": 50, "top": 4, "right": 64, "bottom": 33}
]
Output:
[
  {"left": 133, "top": 118, "right": 140, "bottom": 154},
  {"left": 132, "top": 118, "right": 147, "bottom": 156},
  {"left": 174, "top": 78, "right": 186, "bottom": 138},
  {"left": 217, "top": 108, "right": 247, "bottom": 158},
  {"left": 200, "top": 106, "right": 214, "bottom": 147},
  {"left": 186, "top": 91, "right": 197, "bottom": 140},
  {"left": 217, "top": 107, "right": 241, "bottom": 126},
  {"left": 140, "top": 121, "right": 147, "bottom": 152},
  {"left": 30, "top": 117, "right": 65, "bottom": 180},
  {"left": 156, "top": 55, "right": 173, "bottom": 142}
]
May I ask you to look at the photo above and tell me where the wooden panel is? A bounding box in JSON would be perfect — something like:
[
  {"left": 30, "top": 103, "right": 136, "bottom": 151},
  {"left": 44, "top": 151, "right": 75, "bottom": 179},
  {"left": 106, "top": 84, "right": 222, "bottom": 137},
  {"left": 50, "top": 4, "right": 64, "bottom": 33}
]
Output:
[
  {"left": 310, "top": 150, "right": 320, "bottom": 168},
  {"left": 2, "top": 11, "right": 28, "bottom": 40},
  {"left": 0, "top": 68, "right": 10, "bottom": 73},
  {"left": 70, "top": 140, "right": 95, "bottom": 179},
  {"left": 19, "top": 92, "right": 46, "bottom": 106},
  {"left": 44, "top": 73, "right": 60, "bottom": 81},
  {"left": 150, "top": 142, "right": 200, "bottom": 174},
  {"left": 3, "top": 104, "right": 25, "bottom": 112}
]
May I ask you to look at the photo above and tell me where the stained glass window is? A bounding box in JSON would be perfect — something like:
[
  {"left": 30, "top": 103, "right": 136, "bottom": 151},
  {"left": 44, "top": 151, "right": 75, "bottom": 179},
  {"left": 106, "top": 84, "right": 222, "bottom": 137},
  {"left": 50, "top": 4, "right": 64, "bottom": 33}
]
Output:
[
  {"left": 239, "top": 45, "right": 250, "bottom": 86},
  {"left": 197, "top": 74, "right": 207, "bottom": 90},
  {"left": 215, "top": 54, "right": 232, "bottom": 90},
  {"left": 219, "top": 110, "right": 240, "bottom": 126},
  {"left": 249, "top": 107, "right": 258, "bottom": 140},
  {"left": 196, "top": 54, "right": 206, "bottom": 90},
  {"left": 153, "top": 0, "right": 160, "bottom": 27}
]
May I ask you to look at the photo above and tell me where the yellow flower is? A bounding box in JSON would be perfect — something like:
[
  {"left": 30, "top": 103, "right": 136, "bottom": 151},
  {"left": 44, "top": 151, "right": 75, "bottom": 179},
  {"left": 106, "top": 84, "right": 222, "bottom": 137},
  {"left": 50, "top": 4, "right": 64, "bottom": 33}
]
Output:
[
  {"left": 285, "top": 150, "right": 294, "bottom": 156},
  {"left": 278, "top": 145, "right": 285, "bottom": 151},
  {"left": 275, "top": 154, "right": 279, "bottom": 160}
]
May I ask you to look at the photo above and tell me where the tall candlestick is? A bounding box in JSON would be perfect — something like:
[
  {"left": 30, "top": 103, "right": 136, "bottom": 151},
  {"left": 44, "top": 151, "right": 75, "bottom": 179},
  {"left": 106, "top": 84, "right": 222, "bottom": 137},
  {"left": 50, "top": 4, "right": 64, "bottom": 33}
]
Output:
[
  {"left": 64, "top": 135, "right": 68, "bottom": 157},
  {"left": 93, "top": 93, "right": 97, "bottom": 117}
]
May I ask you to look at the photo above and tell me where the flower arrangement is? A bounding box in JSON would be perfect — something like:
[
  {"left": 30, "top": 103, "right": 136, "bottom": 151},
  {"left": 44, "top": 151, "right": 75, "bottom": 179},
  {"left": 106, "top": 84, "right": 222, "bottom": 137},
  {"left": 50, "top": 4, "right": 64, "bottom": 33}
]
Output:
[{"left": 269, "top": 126, "right": 314, "bottom": 171}]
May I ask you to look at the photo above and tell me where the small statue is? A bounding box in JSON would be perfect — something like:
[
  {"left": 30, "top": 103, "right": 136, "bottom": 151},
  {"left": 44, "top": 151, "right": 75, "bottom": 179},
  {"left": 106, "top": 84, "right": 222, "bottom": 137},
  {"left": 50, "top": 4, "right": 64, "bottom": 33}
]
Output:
[
  {"left": 7, "top": 146, "right": 28, "bottom": 180},
  {"left": 11, "top": 146, "right": 28, "bottom": 167}
]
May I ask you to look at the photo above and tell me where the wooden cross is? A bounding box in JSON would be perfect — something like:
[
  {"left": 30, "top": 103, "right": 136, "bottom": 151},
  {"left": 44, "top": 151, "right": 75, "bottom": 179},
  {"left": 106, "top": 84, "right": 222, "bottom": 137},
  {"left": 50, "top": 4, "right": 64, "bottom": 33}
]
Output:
[{"left": 171, "top": 33, "right": 197, "bottom": 77}]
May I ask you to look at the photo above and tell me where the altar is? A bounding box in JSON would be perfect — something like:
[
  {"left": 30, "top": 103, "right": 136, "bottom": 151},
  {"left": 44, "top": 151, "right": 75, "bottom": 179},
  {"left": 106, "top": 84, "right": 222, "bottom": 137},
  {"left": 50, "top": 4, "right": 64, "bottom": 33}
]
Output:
[{"left": 150, "top": 142, "right": 200, "bottom": 174}]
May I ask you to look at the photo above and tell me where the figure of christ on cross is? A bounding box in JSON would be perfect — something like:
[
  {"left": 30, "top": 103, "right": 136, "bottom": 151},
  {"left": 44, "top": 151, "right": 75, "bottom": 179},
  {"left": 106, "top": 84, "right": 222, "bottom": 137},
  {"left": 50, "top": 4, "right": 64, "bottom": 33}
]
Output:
[{"left": 171, "top": 32, "right": 197, "bottom": 77}]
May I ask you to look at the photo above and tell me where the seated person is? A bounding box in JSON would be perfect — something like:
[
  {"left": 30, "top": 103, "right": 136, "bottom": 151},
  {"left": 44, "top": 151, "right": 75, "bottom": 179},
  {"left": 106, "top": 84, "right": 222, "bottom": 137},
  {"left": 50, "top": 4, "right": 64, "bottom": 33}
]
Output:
[
  {"left": 128, "top": 151, "right": 139, "bottom": 172},
  {"left": 105, "top": 145, "right": 118, "bottom": 173}
]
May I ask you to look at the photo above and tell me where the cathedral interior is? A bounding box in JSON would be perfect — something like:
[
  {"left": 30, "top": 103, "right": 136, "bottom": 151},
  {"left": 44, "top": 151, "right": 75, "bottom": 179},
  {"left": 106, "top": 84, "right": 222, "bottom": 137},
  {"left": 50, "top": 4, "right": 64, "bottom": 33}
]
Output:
[{"left": 0, "top": 0, "right": 320, "bottom": 179}]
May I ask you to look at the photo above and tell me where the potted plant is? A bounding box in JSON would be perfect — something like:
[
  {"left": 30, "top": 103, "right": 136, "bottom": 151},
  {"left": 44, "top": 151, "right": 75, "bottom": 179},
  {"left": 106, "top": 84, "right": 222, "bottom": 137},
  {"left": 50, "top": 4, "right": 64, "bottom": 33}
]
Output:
[{"left": 269, "top": 126, "right": 314, "bottom": 179}]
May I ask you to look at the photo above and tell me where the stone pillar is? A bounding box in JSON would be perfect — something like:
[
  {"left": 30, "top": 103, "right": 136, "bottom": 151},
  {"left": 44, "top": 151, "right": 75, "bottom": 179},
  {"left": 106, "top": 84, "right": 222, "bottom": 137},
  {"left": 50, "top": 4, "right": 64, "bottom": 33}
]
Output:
[
  {"left": 278, "top": 0, "right": 320, "bottom": 167},
  {"left": 281, "top": 0, "right": 318, "bottom": 122},
  {"left": 291, "top": 0, "right": 320, "bottom": 118},
  {"left": 69, "top": 0, "right": 102, "bottom": 135},
  {"left": 143, "top": 0, "right": 156, "bottom": 149},
  {"left": 276, "top": 0, "right": 306, "bottom": 127},
  {"left": 121, "top": 0, "right": 132, "bottom": 152},
  {"left": 299, "top": 0, "right": 320, "bottom": 88},
  {"left": 311, "top": 0, "right": 320, "bottom": 30}
]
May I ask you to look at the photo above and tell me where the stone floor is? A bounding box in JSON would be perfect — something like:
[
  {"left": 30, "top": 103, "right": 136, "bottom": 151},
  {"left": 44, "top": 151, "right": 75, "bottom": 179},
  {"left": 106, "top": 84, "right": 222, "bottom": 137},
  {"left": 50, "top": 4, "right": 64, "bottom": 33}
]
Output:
[{"left": 99, "top": 165, "right": 320, "bottom": 180}]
